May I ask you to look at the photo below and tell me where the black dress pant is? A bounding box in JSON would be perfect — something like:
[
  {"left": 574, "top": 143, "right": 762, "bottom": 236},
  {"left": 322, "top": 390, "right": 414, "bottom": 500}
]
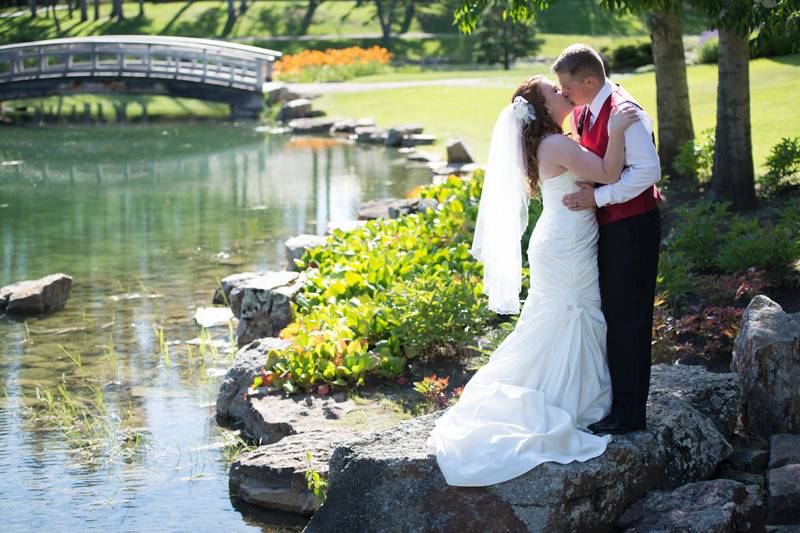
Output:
[{"left": 597, "top": 208, "right": 661, "bottom": 429}]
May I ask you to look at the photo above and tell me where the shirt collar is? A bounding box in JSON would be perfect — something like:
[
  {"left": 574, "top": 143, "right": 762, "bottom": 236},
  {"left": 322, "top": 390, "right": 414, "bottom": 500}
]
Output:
[{"left": 588, "top": 78, "right": 614, "bottom": 118}]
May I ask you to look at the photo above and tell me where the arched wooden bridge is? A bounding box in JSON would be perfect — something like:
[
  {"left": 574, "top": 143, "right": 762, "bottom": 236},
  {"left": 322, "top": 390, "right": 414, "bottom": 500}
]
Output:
[{"left": 0, "top": 36, "right": 281, "bottom": 118}]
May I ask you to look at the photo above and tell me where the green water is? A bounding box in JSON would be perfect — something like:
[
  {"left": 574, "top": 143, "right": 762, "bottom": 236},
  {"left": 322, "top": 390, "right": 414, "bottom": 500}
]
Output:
[{"left": 0, "top": 122, "right": 432, "bottom": 531}]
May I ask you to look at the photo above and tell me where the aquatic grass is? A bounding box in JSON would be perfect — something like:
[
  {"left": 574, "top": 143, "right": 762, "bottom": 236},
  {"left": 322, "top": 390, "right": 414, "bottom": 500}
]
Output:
[
  {"left": 58, "top": 344, "right": 83, "bottom": 373},
  {"left": 22, "top": 320, "right": 32, "bottom": 344},
  {"left": 215, "top": 276, "right": 230, "bottom": 307},
  {"left": 220, "top": 429, "right": 257, "bottom": 464},
  {"left": 103, "top": 335, "right": 118, "bottom": 374},
  {"left": 152, "top": 323, "right": 171, "bottom": 367}
]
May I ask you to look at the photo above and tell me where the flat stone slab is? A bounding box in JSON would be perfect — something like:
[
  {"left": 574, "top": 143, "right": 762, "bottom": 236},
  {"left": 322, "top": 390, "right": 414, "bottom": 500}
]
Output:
[
  {"left": 357, "top": 198, "right": 438, "bottom": 220},
  {"left": 194, "top": 306, "right": 235, "bottom": 328},
  {"left": 1, "top": 273, "right": 73, "bottom": 314},
  {"left": 302, "top": 364, "right": 741, "bottom": 533},
  {"left": 287, "top": 117, "right": 338, "bottom": 134},
  {"left": 619, "top": 479, "right": 764, "bottom": 533},
  {"left": 769, "top": 434, "right": 800, "bottom": 469},
  {"left": 230, "top": 428, "right": 360, "bottom": 515}
]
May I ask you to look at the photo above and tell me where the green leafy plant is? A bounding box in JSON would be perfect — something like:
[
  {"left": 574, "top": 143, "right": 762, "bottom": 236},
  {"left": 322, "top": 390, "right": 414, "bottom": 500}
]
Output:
[
  {"left": 760, "top": 137, "right": 800, "bottom": 195},
  {"left": 697, "top": 38, "right": 719, "bottom": 64},
  {"left": 305, "top": 451, "right": 328, "bottom": 503},
  {"left": 413, "top": 374, "right": 451, "bottom": 410},
  {"left": 673, "top": 128, "right": 715, "bottom": 184}
]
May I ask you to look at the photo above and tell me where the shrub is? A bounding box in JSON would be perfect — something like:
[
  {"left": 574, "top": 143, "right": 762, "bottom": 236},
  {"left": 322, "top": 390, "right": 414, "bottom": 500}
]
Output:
[
  {"left": 750, "top": 23, "right": 800, "bottom": 58},
  {"left": 697, "top": 38, "right": 719, "bottom": 64},
  {"left": 760, "top": 137, "right": 800, "bottom": 195},
  {"left": 672, "top": 128, "right": 715, "bottom": 184},
  {"left": 656, "top": 251, "right": 696, "bottom": 309},
  {"left": 600, "top": 41, "right": 652, "bottom": 71},
  {"left": 716, "top": 217, "right": 798, "bottom": 279},
  {"left": 665, "top": 200, "right": 731, "bottom": 272}
]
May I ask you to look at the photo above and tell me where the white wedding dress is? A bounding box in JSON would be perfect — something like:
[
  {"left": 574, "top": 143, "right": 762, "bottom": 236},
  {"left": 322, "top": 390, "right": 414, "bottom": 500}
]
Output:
[{"left": 425, "top": 170, "right": 613, "bottom": 487}]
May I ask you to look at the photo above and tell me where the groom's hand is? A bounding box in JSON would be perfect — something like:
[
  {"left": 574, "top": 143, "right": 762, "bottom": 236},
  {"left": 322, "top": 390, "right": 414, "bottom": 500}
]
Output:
[{"left": 562, "top": 182, "right": 597, "bottom": 211}]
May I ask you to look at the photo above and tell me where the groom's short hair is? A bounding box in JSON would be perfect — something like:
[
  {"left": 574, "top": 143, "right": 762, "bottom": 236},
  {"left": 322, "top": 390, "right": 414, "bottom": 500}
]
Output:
[{"left": 552, "top": 44, "right": 606, "bottom": 81}]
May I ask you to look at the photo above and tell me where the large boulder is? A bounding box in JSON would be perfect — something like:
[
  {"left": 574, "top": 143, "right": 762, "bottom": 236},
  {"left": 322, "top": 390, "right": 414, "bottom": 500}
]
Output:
[
  {"left": 213, "top": 271, "right": 261, "bottom": 305},
  {"left": 1, "top": 273, "right": 73, "bottom": 314},
  {"left": 385, "top": 124, "right": 424, "bottom": 148},
  {"left": 277, "top": 98, "right": 314, "bottom": 122},
  {"left": 302, "top": 364, "right": 740, "bottom": 533},
  {"left": 618, "top": 479, "right": 764, "bottom": 533},
  {"left": 216, "top": 337, "right": 293, "bottom": 422},
  {"left": 731, "top": 295, "right": 800, "bottom": 436},
  {"left": 768, "top": 434, "right": 800, "bottom": 469},
  {"left": 767, "top": 464, "right": 800, "bottom": 525},
  {"left": 229, "top": 271, "right": 305, "bottom": 347}
]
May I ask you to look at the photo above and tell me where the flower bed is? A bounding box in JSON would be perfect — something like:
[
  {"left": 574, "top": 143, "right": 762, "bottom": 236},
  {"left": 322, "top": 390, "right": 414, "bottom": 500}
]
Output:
[{"left": 274, "top": 46, "right": 392, "bottom": 83}]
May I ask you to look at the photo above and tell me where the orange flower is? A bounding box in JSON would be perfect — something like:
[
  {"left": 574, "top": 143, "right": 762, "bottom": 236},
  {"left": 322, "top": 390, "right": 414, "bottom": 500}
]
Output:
[{"left": 275, "top": 46, "right": 392, "bottom": 74}]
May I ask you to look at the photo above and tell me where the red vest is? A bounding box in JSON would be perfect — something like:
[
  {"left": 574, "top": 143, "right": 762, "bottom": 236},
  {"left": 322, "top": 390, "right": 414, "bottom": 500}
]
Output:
[{"left": 573, "top": 85, "right": 662, "bottom": 226}]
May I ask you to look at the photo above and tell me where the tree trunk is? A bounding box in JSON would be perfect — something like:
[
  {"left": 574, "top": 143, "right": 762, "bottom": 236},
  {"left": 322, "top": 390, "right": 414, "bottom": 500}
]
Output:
[
  {"left": 227, "top": 0, "right": 236, "bottom": 25},
  {"left": 111, "top": 0, "right": 124, "bottom": 20},
  {"left": 650, "top": 6, "right": 694, "bottom": 182},
  {"left": 93, "top": 0, "right": 99, "bottom": 20},
  {"left": 29, "top": 0, "right": 37, "bottom": 17},
  {"left": 78, "top": 0, "right": 86, "bottom": 22},
  {"left": 399, "top": 0, "right": 415, "bottom": 34},
  {"left": 299, "top": 0, "right": 322, "bottom": 35},
  {"left": 240, "top": 0, "right": 248, "bottom": 14},
  {"left": 138, "top": 0, "right": 144, "bottom": 17},
  {"left": 710, "top": 26, "right": 756, "bottom": 211},
  {"left": 374, "top": 0, "right": 395, "bottom": 48}
]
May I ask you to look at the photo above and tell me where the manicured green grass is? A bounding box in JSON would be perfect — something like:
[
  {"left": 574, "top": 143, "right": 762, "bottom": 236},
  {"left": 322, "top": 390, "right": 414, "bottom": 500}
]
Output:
[
  {"left": 316, "top": 55, "right": 800, "bottom": 173},
  {"left": 5, "top": 94, "right": 228, "bottom": 120}
]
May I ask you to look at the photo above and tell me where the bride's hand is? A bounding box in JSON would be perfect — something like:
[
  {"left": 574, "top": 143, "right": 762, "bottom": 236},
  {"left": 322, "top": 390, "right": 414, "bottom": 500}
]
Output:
[{"left": 608, "top": 106, "right": 640, "bottom": 139}]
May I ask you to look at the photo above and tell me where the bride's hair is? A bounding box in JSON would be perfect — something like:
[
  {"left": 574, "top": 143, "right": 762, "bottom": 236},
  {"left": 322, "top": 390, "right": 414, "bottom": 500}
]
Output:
[{"left": 511, "top": 75, "right": 564, "bottom": 193}]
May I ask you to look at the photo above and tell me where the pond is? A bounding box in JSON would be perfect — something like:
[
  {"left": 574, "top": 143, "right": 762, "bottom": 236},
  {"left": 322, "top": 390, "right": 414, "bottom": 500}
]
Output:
[{"left": 0, "top": 122, "right": 433, "bottom": 531}]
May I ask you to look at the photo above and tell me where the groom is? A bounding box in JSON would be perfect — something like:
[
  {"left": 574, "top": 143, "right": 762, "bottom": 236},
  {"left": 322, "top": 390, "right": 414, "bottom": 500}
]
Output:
[{"left": 554, "top": 44, "right": 662, "bottom": 434}]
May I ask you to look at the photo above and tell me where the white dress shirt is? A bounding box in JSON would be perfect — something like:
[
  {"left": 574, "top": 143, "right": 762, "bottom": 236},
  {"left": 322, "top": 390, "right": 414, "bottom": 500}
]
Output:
[{"left": 586, "top": 79, "right": 661, "bottom": 207}]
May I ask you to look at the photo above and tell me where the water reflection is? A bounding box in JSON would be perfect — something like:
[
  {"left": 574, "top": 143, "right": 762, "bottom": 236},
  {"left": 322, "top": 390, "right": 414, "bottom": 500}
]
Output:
[{"left": 0, "top": 122, "right": 432, "bottom": 531}]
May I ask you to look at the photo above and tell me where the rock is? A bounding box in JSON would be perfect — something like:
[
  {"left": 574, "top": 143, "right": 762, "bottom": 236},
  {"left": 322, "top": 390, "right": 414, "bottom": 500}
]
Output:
[
  {"left": 732, "top": 295, "right": 800, "bottom": 436},
  {"left": 230, "top": 272, "right": 305, "bottom": 347},
  {"left": 264, "top": 82, "right": 302, "bottom": 105},
  {"left": 1, "top": 273, "right": 73, "bottom": 315},
  {"left": 729, "top": 448, "right": 770, "bottom": 473},
  {"left": 302, "top": 364, "right": 739, "bottom": 533},
  {"left": 446, "top": 138, "right": 475, "bottom": 164},
  {"left": 228, "top": 271, "right": 301, "bottom": 318},
  {"left": 618, "top": 479, "right": 764, "bottom": 533},
  {"left": 284, "top": 234, "right": 329, "bottom": 271},
  {"left": 286, "top": 117, "right": 338, "bottom": 134},
  {"left": 277, "top": 98, "right": 313, "bottom": 122},
  {"left": 194, "top": 306, "right": 235, "bottom": 328},
  {"left": 649, "top": 364, "right": 743, "bottom": 440},
  {"left": 401, "top": 134, "right": 437, "bottom": 147},
  {"left": 431, "top": 162, "right": 481, "bottom": 176},
  {"left": 330, "top": 118, "right": 375, "bottom": 134},
  {"left": 353, "top": 126, "right": 388, "bottom": 145},
  {"left": 213, "top": 271, "right": 261, "bottom": 305},
  {"left": 230, "top": 429, "right": 359, "bottom": 515},
  {"left": 385, "top": 125, "right": 424, "bottom": 147},
  {"left": 767, "top": 464, "right": 800, "bottom": 525},
  {"left": 325, "top": 220, "right": 368, "bottom": 235},
  {"left": 766, "top": 526, "right": 800, "bottom": 532},
  {"left": 388, "top": 198, "right": 438, "bottom": 218},
  {"left": 716, "top": 468, "right": 766, "bottom": 490},
  {"left": 406, "top": 150, "right": 442, "bottom": 163},
  {"left": 237, "top": 391, "right": 359, "bottom": 444},
  {"left": 768, "top": 434, "right": 800, "bottom": 469},
  {"left": 216, "top": 337, "right": 293, "bottom": 422},
  {"left": 357, "top": 198, "right": 439, "bottom": 220}
]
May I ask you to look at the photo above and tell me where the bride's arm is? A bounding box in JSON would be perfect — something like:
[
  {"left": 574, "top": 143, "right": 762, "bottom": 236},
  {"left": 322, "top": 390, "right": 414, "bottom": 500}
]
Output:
[{"left": 542, "top": 106, "right": 640, "bottom": 184}]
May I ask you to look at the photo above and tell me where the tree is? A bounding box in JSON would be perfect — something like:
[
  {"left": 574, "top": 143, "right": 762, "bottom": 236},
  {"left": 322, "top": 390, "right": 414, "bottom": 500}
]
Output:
[
  {"left": 455, "top": 0, "right": 695, "bottom": 182},
  {"left": 29, "top": 0, "right": 37, "bottom": 17},
  {"left": 353, "top": 0, "right": 417, "bottom": 47},
  {"left": 474, "top": 8, "right": 541, "bottom": 69},
  {"left": 688, "top": 0, "right": 798, "bottom": 211}
]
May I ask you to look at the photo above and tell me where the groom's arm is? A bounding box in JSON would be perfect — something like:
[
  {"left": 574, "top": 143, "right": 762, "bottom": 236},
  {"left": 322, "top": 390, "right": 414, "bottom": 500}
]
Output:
[{"left": 593, "top": 105, "right": 661, "bottom": 207}]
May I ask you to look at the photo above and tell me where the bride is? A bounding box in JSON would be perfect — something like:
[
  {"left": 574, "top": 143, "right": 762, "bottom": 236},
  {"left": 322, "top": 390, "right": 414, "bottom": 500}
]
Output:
[{"left": 425, "top": 75, "right": 640, "bottom": 487}]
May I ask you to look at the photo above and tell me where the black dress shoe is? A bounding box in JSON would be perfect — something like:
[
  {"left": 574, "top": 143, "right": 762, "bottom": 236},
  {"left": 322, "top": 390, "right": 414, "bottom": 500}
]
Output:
[{"left": 587, "top": 416, "right": 632, "bottom": 435}]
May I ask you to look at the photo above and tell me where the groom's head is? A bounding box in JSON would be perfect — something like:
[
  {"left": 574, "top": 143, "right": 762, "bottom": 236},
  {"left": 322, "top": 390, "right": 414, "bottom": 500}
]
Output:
[{"left": 552, "top": 44, "right": 606, "bottom": 107}]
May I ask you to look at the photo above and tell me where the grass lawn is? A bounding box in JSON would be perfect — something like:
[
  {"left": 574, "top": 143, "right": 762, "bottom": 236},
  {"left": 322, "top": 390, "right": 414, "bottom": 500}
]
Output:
[{"left": 315, "top": 54, "right": 800, "bottom": 175}]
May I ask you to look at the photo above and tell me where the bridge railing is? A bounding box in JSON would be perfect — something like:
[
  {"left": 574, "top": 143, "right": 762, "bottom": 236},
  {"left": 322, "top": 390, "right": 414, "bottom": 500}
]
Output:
[{"left": 0, "top": 36, "right": 282, "bottom": 93}]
